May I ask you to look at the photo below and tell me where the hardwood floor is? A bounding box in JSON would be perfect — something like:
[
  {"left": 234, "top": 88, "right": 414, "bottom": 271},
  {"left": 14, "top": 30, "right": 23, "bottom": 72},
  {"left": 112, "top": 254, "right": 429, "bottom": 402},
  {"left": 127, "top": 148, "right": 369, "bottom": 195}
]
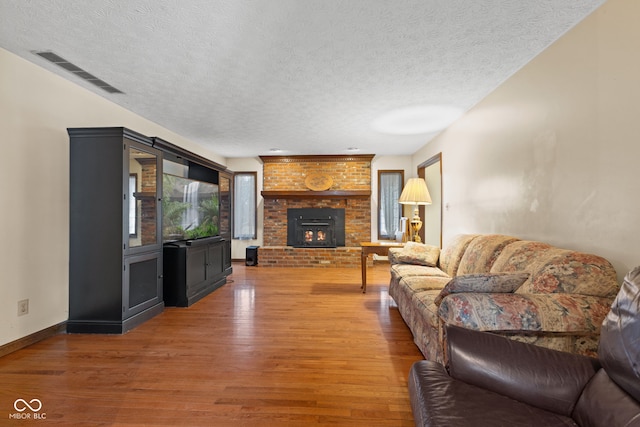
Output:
[{"left": 0, "top": 263, "right": 423, "bottom": 426}]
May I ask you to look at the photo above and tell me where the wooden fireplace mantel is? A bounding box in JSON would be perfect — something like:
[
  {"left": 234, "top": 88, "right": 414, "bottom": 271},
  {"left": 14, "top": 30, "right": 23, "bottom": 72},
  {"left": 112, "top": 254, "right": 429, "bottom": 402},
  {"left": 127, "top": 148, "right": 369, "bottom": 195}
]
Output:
[{"left": 261, "top": 190, "right": 370, "bottom": 200}]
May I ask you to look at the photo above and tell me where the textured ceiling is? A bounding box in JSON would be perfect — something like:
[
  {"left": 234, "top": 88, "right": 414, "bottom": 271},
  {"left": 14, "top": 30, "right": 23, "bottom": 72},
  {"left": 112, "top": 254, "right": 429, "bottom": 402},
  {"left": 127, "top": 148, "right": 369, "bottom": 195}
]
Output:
[{"left": 0, "top": 1, "right": 605, "bottom": 158}]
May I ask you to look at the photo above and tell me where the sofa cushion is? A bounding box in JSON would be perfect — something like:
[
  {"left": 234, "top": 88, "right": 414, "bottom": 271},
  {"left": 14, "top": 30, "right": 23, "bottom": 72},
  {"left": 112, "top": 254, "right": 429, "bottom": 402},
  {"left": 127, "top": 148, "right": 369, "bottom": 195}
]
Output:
[
  {"left": 490, "top": 240, "right": 554, "bottom": 274},
  {"left": 433, "top": 272, "right": 530, "bottom": 306},
  {"left": 412, "top": 290, "right": 444, "bottom": 320},
  {"left": 401, "top": 275, "right": 451, "bottom": 293},
  {"left": 515, "top": 249, "right": 619, "bottom": 298},
  {"left": 438, "top": 234, "right": 478, "bottom": 277},
  {"left": 393, "top": 242, "right": 440, "bottom": 267},
  {"left": 391, "top": 263, "right": 450, "bottom": 280},
  {"left": 491, "top": 242, "right": 619, "bottom": 298},
  {"left": 598, "top": 265, "right": 640, "bottom": 402},
  {"left": 572, "top": 369, "right": 640, "bottom": 427},
  {"left": 456, "top": 234, "right": 520, "bottom": 275}
]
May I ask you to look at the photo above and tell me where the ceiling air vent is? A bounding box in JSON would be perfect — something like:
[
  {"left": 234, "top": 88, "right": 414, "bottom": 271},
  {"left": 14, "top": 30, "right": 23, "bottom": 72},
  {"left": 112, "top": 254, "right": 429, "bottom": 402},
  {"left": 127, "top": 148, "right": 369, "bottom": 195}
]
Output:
[{"left": 33, "top": 51, "right": 124, "bottom": 94}]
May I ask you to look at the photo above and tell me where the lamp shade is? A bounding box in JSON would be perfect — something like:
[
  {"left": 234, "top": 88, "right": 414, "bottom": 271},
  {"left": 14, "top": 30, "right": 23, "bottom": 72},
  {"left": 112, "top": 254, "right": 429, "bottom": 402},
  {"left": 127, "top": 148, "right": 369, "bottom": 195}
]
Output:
[{"left": 399, "top": 178, "right": 432, "bottom": 205}]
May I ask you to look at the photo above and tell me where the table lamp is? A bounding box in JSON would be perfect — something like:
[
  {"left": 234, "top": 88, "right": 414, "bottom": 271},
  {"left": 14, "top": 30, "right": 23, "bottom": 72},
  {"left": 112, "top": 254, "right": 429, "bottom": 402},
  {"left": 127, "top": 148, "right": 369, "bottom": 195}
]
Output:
[{"left": 398, "top": 178, "right": 432, "bottom": 243}]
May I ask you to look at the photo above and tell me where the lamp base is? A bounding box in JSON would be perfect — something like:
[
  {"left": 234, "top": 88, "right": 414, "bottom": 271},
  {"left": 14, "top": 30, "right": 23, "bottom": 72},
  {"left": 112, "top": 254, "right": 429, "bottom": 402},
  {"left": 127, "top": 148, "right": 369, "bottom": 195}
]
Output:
[
  {"left": 410, "top": 221, "right": 422, "bottom": 243},
  {"left": 410, "top": 207, "right": 423, "bottom": 243}
]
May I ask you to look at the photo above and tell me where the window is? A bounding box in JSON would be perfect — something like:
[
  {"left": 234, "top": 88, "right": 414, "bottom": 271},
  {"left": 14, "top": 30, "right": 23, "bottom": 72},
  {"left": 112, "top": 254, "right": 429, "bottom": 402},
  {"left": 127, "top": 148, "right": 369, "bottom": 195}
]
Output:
[
  {"left": 378, "top": 170, "right": 404, "bottom": 240},
  {"left": 233, "top": 172, "right": 257, "bottom": 239}
]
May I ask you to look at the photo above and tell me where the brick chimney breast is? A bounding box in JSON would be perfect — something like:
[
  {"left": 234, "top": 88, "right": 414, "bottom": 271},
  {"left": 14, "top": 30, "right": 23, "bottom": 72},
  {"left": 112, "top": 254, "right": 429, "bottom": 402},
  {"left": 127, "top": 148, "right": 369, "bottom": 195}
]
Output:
[{"left": 258, "top": 155, "right": 374, "bottom": 267}]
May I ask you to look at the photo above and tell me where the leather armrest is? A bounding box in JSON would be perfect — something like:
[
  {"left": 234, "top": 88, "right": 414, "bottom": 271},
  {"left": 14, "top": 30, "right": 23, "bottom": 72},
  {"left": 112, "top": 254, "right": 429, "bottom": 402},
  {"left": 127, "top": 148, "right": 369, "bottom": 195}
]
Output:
[
  {"left": 445, "top": 324, "right": 600, "bottom": 416},
  {"left": 408, "top": 360, "right": 449, "bottom": 427}
]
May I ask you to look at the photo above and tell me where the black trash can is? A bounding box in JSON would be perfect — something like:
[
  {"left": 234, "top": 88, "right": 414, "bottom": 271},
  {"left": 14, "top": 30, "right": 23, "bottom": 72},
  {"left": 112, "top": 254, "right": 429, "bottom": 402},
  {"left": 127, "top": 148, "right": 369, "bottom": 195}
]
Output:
[{"left": 246, "top": 246, "right": 260, "bottom": 266}]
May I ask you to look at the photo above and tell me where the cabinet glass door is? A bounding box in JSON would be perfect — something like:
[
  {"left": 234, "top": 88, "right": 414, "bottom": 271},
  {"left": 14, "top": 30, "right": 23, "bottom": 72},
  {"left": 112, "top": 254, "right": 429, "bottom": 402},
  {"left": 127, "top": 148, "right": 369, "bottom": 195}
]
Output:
[{"left": 128, "top": 146, "right": 160, "bottom": 250}]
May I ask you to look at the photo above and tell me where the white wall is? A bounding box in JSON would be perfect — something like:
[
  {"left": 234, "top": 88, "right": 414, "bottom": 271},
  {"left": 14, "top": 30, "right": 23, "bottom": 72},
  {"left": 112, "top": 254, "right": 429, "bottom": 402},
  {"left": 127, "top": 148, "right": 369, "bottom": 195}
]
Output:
[
  {"left": 0, "top": 48, "right": 226, "bottom": 346},
  {"left": 413, "top": 0, "right": 639, "bottom": 281}
]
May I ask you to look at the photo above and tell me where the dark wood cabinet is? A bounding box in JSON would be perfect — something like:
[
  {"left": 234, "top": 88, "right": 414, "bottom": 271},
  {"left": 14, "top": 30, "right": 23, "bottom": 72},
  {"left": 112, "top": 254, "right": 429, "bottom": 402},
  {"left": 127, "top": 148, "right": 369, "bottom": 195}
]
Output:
[
  {"left": 163, "top": 237, "right": 229, "bottom": 306},
  {"left": 68, "top": 127, "right": 233, "bottom": 328},
  {"left": 68, "top": 127, "right": 164, "bottom": 333}
]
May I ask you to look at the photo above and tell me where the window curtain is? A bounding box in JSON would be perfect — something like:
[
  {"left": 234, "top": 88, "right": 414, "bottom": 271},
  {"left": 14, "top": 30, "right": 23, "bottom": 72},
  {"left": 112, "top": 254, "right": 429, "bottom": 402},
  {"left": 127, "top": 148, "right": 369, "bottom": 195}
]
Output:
[
  {"left": 233, "top": 174, "right": 256, "bottom": 239},
  {"left": 380, "top": 173, "right": 402, "bottom": 239}
]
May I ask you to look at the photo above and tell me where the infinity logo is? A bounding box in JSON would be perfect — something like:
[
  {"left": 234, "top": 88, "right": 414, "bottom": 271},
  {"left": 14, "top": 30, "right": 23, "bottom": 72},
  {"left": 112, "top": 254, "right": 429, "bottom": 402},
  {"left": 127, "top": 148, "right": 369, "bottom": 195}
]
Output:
[{"left": 14, "top": 398, "right": 42, "bottom": 412}]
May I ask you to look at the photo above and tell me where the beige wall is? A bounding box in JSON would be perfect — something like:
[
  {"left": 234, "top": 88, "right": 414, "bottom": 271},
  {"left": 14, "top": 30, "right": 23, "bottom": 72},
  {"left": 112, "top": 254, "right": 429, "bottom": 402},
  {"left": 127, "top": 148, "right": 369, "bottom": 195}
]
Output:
[
  {"left": 0, "top": 48, "right": 226, "bottom": 346},
  {"left": 413, "top": 0, "right": 639, "bottom": 281}
]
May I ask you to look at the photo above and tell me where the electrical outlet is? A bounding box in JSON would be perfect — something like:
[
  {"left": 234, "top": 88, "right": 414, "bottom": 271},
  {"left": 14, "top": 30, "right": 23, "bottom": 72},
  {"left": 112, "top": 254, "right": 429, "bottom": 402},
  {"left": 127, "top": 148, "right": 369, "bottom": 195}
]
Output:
[{"left": 17, "top": 299, "right": 29, "bottom": 316}]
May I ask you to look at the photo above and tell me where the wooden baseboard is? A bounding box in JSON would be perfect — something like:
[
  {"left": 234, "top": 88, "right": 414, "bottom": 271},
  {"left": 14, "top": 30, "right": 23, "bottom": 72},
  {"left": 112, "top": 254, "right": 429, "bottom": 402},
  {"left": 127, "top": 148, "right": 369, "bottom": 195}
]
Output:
[{"left": 0, "top": 322, "right": 66, "bottom": 358}]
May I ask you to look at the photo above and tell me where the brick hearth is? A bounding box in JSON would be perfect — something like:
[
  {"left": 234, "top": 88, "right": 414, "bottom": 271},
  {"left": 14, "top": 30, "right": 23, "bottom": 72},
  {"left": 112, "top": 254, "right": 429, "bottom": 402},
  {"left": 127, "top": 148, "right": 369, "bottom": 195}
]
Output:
[
  {"left": 259, "top": 155, "right": 374, "bottom": 268},
  {"left": 258, "top": 247, "right": 363, "bottom": 268}
]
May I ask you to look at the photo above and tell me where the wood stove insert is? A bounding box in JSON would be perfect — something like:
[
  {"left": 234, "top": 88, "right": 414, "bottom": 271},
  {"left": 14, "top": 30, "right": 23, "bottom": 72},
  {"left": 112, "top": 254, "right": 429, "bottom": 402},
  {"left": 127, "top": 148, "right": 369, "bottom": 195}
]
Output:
[{"left": 287, "top": 208, "right": 345, "bottom": 248}]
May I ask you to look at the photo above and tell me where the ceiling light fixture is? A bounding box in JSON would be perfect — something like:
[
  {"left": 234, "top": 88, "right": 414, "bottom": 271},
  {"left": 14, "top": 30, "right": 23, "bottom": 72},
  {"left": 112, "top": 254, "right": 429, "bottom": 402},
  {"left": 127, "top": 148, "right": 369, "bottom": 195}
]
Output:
[{"left": 372, "top": 105, "right": 464, "bottom": 135}]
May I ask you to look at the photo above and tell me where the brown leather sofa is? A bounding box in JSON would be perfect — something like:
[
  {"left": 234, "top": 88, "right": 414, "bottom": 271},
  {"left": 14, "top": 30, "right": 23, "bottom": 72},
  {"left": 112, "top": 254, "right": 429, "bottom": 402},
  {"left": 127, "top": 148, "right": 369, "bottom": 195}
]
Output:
[{"left": 408, "top": 266, "right": 640, "bottom": 426}]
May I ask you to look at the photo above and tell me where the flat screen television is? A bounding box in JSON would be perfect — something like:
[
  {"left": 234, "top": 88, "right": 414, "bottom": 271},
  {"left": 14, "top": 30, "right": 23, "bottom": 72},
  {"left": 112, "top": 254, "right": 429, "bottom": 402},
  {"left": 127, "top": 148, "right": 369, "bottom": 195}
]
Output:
[{"left": 162, "top": 159, "right": 220, "bottom": 243}]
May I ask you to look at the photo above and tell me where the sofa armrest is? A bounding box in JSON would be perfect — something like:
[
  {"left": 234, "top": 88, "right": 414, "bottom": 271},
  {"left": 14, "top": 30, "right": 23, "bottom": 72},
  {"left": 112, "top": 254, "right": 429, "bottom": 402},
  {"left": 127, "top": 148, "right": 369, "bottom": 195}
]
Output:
[
  {"left": 388, "top": 247, "right": 402, "bottom": 265},
  {"left": 445, "top": 324, "right": 599, "bottom": 416},
  {"left": 438, "top": 292, "right": 612, "bottom": 335}
]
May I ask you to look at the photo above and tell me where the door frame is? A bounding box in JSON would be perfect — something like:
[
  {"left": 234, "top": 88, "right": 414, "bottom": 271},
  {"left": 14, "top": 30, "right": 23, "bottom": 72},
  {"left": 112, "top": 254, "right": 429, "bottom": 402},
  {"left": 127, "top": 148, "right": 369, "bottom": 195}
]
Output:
[{"left": 417, "top": 153, "right": 443, "bottom": 248}]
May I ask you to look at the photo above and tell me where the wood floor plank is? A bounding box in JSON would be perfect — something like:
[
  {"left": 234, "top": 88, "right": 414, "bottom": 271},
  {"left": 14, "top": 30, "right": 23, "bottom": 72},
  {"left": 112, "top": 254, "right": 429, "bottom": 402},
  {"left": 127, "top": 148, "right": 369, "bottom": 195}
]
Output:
[{"left": 0, "top": 263, "right": 422, "bottom": 426}]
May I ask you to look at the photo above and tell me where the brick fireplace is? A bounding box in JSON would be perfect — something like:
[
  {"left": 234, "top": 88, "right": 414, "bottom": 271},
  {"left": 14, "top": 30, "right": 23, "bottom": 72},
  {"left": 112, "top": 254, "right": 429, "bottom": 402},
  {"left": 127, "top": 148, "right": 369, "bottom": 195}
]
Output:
[{"left": 259, "top": 155, "right": 374, "bottom": 267}]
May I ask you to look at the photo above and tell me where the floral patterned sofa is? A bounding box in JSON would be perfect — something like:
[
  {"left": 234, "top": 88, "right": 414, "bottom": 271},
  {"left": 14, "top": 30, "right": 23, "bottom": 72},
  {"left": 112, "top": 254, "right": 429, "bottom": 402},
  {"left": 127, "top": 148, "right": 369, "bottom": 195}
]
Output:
[{"left": 388, "top": 234, "right": 619, "bottom": 363}]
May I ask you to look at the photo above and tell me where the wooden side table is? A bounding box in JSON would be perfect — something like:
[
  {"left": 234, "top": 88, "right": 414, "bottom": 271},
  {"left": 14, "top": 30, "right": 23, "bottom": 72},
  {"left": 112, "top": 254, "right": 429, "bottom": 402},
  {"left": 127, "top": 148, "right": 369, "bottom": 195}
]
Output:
[{"left": 360, "top": 242, "right": 404, "bottom": 293}]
